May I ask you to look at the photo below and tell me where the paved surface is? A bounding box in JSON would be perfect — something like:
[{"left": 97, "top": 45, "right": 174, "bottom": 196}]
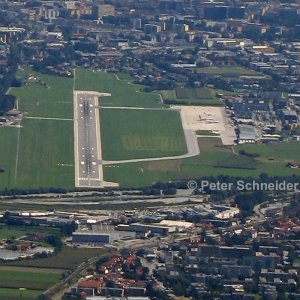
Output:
[
  {"left": 74, "top": 91, "right": 118, "bottom": 188},
  {"left": 25, "top": 116, "right": 73, "bottom": 121},
  {"left": 170, "top": 105, "right": 236, "bottom": 146},
  {"left": 74, "top": 91, "right": 102, "bottom": 187}
]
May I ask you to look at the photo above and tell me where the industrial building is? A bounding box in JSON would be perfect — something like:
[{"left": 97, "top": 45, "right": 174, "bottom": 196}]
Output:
[
  {"left": 128, "top": 223, "right": 176, "bottom": 236},
  {"left": 72, "top": 231, "right": 136, "bottom": 244},
  {"left": 238, "top": 125, "right": 259, "bottom": 144},
  {"left": 281, "top": 109, "right": 298, "bottom": 124},
  {"left": 159, "top": 220, "right": 194, "bottom": 231}
]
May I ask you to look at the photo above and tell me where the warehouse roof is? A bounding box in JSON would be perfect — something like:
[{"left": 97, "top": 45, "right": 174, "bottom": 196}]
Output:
[{"left": 159, "top": 220, "right": 194, "bottom": 228}]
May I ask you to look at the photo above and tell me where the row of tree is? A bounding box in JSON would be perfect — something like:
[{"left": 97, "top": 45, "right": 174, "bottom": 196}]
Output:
[{"left": 0, "top": 44, "right": 21, "bottom": 115}]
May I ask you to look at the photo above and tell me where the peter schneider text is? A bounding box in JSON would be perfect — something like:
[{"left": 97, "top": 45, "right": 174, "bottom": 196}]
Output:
[{"left": 199, "top": 180, "right": 299, "bottom": 192}]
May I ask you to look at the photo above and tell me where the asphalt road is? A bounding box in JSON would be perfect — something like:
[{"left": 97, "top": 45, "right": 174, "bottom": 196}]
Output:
[{"left": 74, "top": 92, "right": 102, "bottom": 188}]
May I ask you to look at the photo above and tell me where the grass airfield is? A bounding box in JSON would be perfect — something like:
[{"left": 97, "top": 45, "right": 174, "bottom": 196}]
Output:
[
  {"left": 100, "top": 108, "right": 186, "bottom": 161},
  {"left": 0, "top": 67, "right": 299, "bottom": 190}
]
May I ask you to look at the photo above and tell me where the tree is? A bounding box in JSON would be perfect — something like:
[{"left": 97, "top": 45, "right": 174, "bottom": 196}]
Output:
[
  {"left": 45, "top": 234, "right": 62, "bottom": 249},
  {"left": 162, "top": 187, "right": 177, "bottom": 195}
]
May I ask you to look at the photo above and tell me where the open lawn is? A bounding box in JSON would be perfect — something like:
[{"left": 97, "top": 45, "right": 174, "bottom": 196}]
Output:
[
  {"left": 0, "top": 126, "right": 18, "bottom": 189},
  {"left": 176, "top": 87, "right": 213, "bottom": 99},
  {"left": 104, "top": 138, "right": 300, "bottom": 187},
  {"left": 161, "top": 87, "right": 224, "bottom": 106},
  {"left": 75, "top": 69, "right": 162, "bottom": 108},
  {"left": 0, "top": 287, "right": 41, "bottom": 300},
  {"left": 0, "top": 67, "right": 75, "bottom": 191},
  {"left": 0, "top": 119, "right": 74, "bottom": 190},
  {"left": 101, "top": 108, "right": 187, "bottom": 160},
  {"left": 12, "top": 70, "right": 73, "bottom": 119},
  {"left": 236, "top": 141, "right": 300, "bottom": 163}
]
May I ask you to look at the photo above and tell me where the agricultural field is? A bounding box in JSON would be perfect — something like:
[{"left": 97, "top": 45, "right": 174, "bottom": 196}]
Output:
[
  {"left": 0, "top": 268, "right": 61, "bottom": 290},
  {"left": 101, "top": 108, "right": 187, "bottom": 160},
  {"left": 0, "top": 247, "right": 106, "bottom": 298},
  {"left": 0, "top": 224, "right": 60, "bottom": 239},
  {"left": 74, "top": 69, "right": 162, "bottom": 108},
  {"left": 0, "top": 287, "right": 41, "bottom": 300},
  {"left": 5, "top": 247, "right": 106, "bottom": 270},
  {"left": 0, "top": 266, "right": 63, "bottom": 299},
  {"left": 104, "top": 138, "right": 300, "bottom": 187}
]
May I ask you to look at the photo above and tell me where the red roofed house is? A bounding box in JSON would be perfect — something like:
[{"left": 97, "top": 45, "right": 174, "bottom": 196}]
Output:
[{"left": 77, "top": 279, "right": 103, "bottom": 296}]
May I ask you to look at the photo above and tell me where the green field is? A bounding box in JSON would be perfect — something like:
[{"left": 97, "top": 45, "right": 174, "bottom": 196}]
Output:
[
  {"left": 0, "top": 266, "right": 62, "bottom": 299},
  {"left": 0, "top": 224, "right": 60, "bottom": 240},
  {"left": 0, "top": 119, "right": 74, "bottom": 190},
  {"left": 194, "top": 66, "right": 263, "bottom": 76},
  {"left": 13, "top": 69, "right": 73, "bottom": 119},
  {"left": 236, "top": 141, "right": 300, "bottom": 163},
  {"left": 176, "top": 87, "right": 213, "bottom": 99},
  {"left": 161, "top": 87, "right": 224, "bottom": 105},
  {"left": 0, "top": 269, "right": 60, "bottom": 290},
  {"left": 104, "top": 138, "right": 300, "bottom": 187},
  {"left": 0, "top": 67, "right": 75, "bottom": 190},
  {"left": 0, "top": 67, "right": 181, "bottom": 190},
  {"left": 75, "top": 69, "right": 162, "bottom": 108},
  {"left": 0, "top": 287, "right": 41, "bottom": 300},
  {"left": 1, "top": 66, "right": 299, "bottom": 190},
  {"left": 101, "top": 108, "right": 186, "bottom": 160},
  {"left": 0, "top": 247, "right": 107, "bottom": 298},
  {"left": 6, "top": 247, "right": 105, "bottom": 270}
]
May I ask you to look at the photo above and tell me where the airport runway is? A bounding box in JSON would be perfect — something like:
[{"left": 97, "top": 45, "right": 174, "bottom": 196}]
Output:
[
  {"left": 74, "top": 91, "right": 103, "bottom": 188},
  {"left": 74, "top": 91, "right": 119, "bottom": 188}
]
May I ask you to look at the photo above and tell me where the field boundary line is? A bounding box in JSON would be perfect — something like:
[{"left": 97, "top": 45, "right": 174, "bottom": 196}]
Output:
[
  {"left": 101, "top": 106, "right": 165, "bottom": 110},
  {"left": 14, "top": 121, "right": 21, "bottom": 180}
]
